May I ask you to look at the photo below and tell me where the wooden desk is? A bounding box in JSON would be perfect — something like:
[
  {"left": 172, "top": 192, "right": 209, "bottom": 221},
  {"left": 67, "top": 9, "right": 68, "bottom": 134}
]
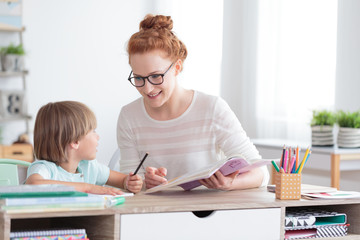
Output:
[
  {"left": 252, "top": 138, "right": 360, "bottom": 190},
  {"left": 2, "top": 187, "right": 360, "bottom": 240}
]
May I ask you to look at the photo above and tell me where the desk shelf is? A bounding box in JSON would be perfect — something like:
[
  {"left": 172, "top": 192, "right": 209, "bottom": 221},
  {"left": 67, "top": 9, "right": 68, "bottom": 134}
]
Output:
[{"left": 2, "top": 188, "right": 360, "bottom": 240}]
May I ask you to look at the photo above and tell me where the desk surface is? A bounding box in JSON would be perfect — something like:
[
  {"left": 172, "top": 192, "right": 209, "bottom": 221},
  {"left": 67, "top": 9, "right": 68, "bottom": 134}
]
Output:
[
  {"left": 4, "top": 187, "right": 360, "bottom": 219},
  {"left": 252, "top": 138, "right": 360, "bottom": 155}
]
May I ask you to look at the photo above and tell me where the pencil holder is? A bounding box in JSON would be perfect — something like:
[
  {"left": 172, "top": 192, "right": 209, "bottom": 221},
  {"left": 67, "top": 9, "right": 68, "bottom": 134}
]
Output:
[{"left": 275, "top": 172, "right": 301, "bottom": 200}]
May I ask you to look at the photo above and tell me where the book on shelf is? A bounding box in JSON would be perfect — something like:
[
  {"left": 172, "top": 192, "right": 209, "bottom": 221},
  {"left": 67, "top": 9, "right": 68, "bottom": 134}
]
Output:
[
  {"left": 0, "top": 184, "right": 88, "bottom": 198},
  {"left": 302, "top": 190, "right": 360, "bottom": 200},
  {"left": 10, "top": 228, "right": 88, "bottom": 240},
  {"left": 0, "top": 183, "right": 133, "bottom": 213},
  {"left": 146, "top": 158, "right": 273, "bottom": 193},
  {"left": 0, "top": 195, "right": 105, "bottom": 207},
  {"left": 284, "top": 208, "right": 349, "bottom": 239}
]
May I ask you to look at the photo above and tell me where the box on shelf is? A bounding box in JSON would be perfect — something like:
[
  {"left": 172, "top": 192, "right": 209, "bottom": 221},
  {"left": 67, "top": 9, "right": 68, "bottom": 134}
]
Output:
[{"left": 0, "top": 144, "right": 33, "bottom": 162}]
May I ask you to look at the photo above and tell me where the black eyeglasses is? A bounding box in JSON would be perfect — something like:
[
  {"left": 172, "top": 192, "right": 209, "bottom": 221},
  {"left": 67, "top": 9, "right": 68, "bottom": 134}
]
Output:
[{"left": 128, "top": 63, "right": 174, "bottom": 87}]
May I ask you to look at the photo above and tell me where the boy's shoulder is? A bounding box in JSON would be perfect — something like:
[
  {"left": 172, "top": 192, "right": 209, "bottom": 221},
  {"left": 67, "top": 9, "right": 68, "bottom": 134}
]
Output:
[{"left": 30, "top": 159, "right": 57, "bottom": 168}]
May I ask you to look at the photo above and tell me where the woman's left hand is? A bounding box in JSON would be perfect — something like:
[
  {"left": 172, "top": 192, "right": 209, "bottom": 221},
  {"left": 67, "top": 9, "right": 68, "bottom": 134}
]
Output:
[{"left": 199, "top": 170, "right": 240, "bottom": 191}]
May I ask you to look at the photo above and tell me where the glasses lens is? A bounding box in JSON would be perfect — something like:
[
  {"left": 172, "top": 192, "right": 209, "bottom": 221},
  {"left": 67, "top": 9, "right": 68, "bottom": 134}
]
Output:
[
  {"left": 130, "top": 77, "right": 145, "bottom": 87},
  {"left": 148, "top": 74, "right": 164, "bottom": 85}
]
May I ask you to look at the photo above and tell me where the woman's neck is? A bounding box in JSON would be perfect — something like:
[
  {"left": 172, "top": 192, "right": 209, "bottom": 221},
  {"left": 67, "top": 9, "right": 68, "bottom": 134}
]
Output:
[{"left": 146, "top": 87, "right": 194, "bottom": 121}]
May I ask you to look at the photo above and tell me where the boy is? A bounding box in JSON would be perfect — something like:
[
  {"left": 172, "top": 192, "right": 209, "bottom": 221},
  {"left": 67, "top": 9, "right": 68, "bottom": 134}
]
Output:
[{"left": 26, "top": 101, "right": 142, "bottom": 194}]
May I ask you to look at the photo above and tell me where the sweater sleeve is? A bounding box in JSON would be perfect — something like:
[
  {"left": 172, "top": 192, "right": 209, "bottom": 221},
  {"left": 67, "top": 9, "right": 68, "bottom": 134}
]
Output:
[{"left": 213, "top": 97, "right": 269, "bottom": 187}]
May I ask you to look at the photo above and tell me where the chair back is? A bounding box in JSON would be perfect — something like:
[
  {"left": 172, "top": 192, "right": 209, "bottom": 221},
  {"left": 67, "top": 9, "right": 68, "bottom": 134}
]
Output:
[
  {"left": 108, "top": 148, "right": 120, "bottom": 171},
  {"left": 0, "top": 159, "right": 31, "bottom": 186}
]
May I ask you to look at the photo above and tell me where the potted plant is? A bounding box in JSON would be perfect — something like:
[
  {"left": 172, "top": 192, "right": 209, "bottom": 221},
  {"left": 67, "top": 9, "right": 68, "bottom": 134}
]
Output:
[
  {"left": 310, "top": 110, "right": 336, "bottom": 146},
  {"left": 0, "top": 43, "right": 25, "bottom": 72},
  {"left": 336, "top": 110, "right": 360, "bottom": 148}
]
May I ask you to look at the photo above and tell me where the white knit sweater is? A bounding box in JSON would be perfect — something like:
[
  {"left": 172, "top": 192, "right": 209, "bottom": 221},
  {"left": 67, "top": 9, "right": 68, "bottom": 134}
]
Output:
[{"left": 117, "top": 91, "right": 269, "bottom": 187}]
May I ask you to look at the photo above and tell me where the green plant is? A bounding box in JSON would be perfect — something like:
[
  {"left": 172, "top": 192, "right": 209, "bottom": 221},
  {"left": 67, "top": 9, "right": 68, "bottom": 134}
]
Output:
[
  {"left": 336, "top": 110, "right": 360, "bottom": 128},
  {"left": 0, "top": 43, "right": 25, "bottom": 55},
  {"left": 311, "top": 110, "right": 336, "bottom": 126}
]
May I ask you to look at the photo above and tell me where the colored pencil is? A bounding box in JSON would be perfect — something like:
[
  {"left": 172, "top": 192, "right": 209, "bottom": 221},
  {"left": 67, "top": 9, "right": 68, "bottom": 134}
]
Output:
[
  {"left": 271, "top": 160, "right": 280, "bottom": 172},
  {"left": 296, "top": 147, "right": 310, "bottom": 173}
]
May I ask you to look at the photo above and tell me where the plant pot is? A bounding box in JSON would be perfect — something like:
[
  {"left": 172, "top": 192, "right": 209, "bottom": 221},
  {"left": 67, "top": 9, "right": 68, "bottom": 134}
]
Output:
[
  {"left": 337, "top": 127, "right": 360, "bottom": 148},
  {"left": 1, "top": 54, "right": 24, "bottom": 72},
  {"left": 311, "top": 125, "right": 334, "bottom": 146}
]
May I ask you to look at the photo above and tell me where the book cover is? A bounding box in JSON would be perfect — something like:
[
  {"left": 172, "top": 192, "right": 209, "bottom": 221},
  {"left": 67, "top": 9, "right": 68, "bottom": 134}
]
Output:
[
  {"left": 0, "top": 195, "right": 104, "bottom": 207},
  {"left": 0, "top": 184, "right": 88, "bottom": 198},
  {"left": 302, "top": 190, "right": 360, "bottom": 200},
  {"left": 3, "top": 204, "right": 105, "bottom": 214},
  {"left": 145, "top": 158, "right": 273, "bottom": 193},
  {"left": 10, "top": 228, "right": 86, "bottom": 237},
  {"left": 285, "top": 224, "right": 348, "bottom": 239},
  {"left": 285, "top": 208, "right": 347, "bottom": 229}
]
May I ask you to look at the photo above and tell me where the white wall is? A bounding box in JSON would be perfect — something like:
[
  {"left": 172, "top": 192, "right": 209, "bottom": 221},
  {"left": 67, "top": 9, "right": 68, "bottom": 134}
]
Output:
[
  {"left": 17, "top": 0, "right": 223, "bottom": 166},
  {"left": 22, "top": 0, "right": 146, "bottom": 164}
]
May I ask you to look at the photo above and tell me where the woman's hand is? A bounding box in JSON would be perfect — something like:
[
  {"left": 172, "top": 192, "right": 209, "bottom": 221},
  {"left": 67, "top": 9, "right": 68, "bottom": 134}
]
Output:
[
  {"left": 199, "top": 170, "right": 240, "bottom": 191},
  {"left": 144, "top": 167, "right": 167, "bottom": 189},
  {"left": 124, "top": 173, "right": 143, "bottom": 193}
]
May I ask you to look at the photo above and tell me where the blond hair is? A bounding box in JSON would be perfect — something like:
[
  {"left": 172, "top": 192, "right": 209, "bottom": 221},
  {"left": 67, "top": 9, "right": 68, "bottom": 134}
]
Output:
[{"left": 34, "top": 101, "right": 97, "bottom": 164}]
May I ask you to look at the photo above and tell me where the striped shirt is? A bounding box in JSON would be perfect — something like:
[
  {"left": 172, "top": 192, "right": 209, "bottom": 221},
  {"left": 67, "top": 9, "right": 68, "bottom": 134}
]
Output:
[{"left": 117, "top": 91, "right": 269, "bottom": 186}]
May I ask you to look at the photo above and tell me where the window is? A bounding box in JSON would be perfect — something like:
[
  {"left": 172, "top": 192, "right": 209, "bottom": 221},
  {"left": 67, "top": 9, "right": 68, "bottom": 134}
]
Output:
[{"left": 256, "top": 0, "right": 338, "bottom": 140}]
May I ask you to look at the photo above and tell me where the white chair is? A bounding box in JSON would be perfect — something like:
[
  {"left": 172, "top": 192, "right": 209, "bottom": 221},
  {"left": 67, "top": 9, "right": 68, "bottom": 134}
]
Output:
[{"left": 108, "top": 148, "right": 120, "bottom": 171}]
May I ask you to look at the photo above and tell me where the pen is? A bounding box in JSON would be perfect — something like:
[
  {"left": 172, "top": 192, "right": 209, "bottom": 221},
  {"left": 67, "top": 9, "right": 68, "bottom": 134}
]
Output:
[{"left": 134, "top": 152, "right": 149, "bottom": 175}]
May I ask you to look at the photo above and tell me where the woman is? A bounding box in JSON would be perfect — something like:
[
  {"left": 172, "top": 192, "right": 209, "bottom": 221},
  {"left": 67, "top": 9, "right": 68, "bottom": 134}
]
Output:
[{"left": 117, "top": 14, "right": 269, "bottom": 190}]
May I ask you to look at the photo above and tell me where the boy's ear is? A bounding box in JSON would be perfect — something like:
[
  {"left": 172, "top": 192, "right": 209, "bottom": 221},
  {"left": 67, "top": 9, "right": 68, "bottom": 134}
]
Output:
[{"left": 70, "top": 141, "right": 80, "bottom": 150}]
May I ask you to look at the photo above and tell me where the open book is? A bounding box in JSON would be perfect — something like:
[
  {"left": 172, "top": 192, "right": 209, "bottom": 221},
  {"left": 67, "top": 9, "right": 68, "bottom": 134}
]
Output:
[{"left": 145, "top": 158, "right": 273, "bottom": 194}]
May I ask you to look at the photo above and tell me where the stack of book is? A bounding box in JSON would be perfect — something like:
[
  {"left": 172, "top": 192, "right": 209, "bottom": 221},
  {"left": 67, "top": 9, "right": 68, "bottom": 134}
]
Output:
[
  {"left": 0, "top": 184, "right": 106, "bottom": 213},
  {"left": 10, "top": 228, "right": 88, "bottom": 240},
  {"left": 285, "top": 208, "right": 349, "bottom": 239}
]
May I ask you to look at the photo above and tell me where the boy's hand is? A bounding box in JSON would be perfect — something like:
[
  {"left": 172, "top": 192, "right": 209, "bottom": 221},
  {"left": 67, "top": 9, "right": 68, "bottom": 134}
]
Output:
[
  {"left": 125, "top": 173, "right": 143, "bottom": 193},
  {"left": 85, "top": 183, "right": 124, "bottom": 195}
]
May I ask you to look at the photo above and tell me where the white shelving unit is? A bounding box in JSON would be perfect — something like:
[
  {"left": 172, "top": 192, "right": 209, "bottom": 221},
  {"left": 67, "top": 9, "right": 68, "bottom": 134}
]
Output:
[{"left": 0, "top": 26, "right": 31, "bottom": 136}]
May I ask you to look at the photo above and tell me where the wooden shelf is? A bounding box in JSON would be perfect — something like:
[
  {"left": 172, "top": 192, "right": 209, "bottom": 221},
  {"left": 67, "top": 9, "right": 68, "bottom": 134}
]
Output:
[
  {"left": 0, "top": 115, "right": 31, "bottom": 122},
  {"left": 1, "top": 188, "right": 360, "bottom": 240},
  {"left": 0, "top": 26, "right": 25, "bottom": 32},
  {"left": 0, "top": 71, "right": 28, "bottom": 78}
]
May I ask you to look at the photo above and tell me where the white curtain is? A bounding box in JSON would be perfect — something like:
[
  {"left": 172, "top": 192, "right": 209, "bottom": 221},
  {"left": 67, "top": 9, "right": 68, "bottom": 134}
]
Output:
[{"left": 221, "top": 0, "right": 338, "bottom": 142}]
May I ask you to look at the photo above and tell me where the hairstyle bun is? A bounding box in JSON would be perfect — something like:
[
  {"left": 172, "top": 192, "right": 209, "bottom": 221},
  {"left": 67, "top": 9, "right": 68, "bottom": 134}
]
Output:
[{"left": 140, "top": 14, "right": 173, "bottom": 31}]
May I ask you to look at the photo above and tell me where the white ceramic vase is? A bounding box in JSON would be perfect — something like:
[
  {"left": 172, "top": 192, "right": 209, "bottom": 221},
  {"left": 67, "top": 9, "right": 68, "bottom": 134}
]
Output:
[
  {"left": 311, "top": 125, "right": 334, "bottom": 146},
  {"left": 337, "top": 127, "right": 360, "bottom": 148}
]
